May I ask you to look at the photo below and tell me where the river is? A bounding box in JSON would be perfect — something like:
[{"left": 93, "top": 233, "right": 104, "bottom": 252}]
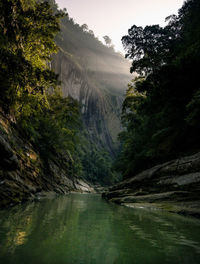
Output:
[{"left": 0, "top": 193, "right": 200, "bottom": 264}]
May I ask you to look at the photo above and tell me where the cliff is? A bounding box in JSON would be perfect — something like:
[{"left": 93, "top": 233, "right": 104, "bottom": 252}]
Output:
[
  {"left": 48, "top": 13, "right": 132, "bottom": 185},
  {"left": 103, "top": 152, "right": 200, "bottom": 217},
  {"left": 0, "top": 110, "right": 94, "bottom": 208},
  {"left": 52, "top": 50, "right": 124, "bottom": 155},
  {"left": 52, "top": 15, "right": 131, "bottom": 156}
]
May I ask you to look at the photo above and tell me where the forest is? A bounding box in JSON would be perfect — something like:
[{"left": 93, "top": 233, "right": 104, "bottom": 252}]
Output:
[
  {"left": 115, "top": 0, "right": 200, "bottom": 178},
  {"left": 1, "top": 0, "right": 200, "bottom": 184}
]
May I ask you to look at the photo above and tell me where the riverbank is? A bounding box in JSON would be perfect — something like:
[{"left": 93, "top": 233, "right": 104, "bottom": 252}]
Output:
[
  {"left": 102, "top": 152, "right": 200, "bottom": 218},
  {"left": 0, "top": 110, "right": 95, "bottom": 208}
]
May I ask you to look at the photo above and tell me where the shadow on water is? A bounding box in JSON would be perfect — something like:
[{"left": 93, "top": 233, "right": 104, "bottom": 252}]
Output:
[{"left": 0, "top": 193, "right": 200, "bottom": 264}]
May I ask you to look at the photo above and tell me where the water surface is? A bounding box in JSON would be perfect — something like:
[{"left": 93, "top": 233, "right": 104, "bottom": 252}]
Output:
[{"left": 0, "top": 193, "right": 200, "bottom": 264}]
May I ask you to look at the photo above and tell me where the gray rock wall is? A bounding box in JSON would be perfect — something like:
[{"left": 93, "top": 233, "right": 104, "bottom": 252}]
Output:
[
  {"left": 103, "top": 152, "right": 200, "bottom": 217},
  {"left": 52, "top": 51, "right": 124, "bottom": 155},
  {"left": 0, "top": 112, "right": 93, "bottom": 208}
]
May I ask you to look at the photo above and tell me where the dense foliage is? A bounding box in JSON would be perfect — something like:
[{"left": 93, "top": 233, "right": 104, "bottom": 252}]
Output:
[
  {"left": 0, "top": 0, "right": 62, "bottom": 110},
  {"left": 0, "top": 0, "right": 81, "bottom": 176},
  {"left": 117, "top": 0, "right": 200, "bottom": 178},
  {"left": 77, "top": 134, "right": 121, "bottom": 185}
]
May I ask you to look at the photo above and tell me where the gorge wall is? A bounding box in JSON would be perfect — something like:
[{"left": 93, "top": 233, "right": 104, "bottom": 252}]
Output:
[
  {"left": 52, "top": 50, "right": 129, "bottom": 155},
  {"left": 52, "top": 14, "right": 131, "bottom": 157},
  {"left": 49, "top": 13, "right": 132, "bottom": 185},
  {"left": 0, "top": 110, "right": 94, "bottom": 208}
]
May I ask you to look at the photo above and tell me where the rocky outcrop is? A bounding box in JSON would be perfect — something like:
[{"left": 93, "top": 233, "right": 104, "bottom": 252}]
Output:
[
  {"left": 102, "top": 152, "right": 200, "bottom": 217},
  {"left": 52, "top": 50, "right": 130, "bottom": 155},
  {"left": 0, "top": 111, "right": 94, "bottom": 208}
]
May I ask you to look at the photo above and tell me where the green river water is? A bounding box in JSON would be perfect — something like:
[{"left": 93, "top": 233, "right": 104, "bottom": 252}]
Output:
[{"left": 0, "top": 193, "right": 200, "bottom": 264}]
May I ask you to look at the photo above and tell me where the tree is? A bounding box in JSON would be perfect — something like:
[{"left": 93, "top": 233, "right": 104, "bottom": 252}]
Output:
[
  {"left": 88, "top": 30, "right": 94, "bottom": 36},
  {"left": 0, "top": 0, "right": 64, "bottom": 112},
  {"left": 81, "top": 23, "right": 88, "bottom": 31},
  {"left": 0, "top": 0, "right": 83, "bottom": 178},
  {"left": 116, "top": 0, "right": 200, "bottom": 178},
  {"left": 103, "top": 35, "right": 112, "bottom": 46},
  {"left": 122, "top": 24, "right": 179, "bottom": 75}
]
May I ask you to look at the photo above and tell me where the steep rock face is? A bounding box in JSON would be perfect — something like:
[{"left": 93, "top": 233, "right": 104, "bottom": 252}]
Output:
[
  {"left": 103, "top": 152, "right": 200, "bottom": 217},
  {"left": 0, "top": 111, "right": 94, "bottom": 208},
  {"left": 52, "top": 50, "right": 129, "bottom": 154}
]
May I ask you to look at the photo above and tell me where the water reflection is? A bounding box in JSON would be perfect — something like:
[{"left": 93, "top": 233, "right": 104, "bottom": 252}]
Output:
[{"left": 0, "top": 194, "right": 200, "bottom": 264}]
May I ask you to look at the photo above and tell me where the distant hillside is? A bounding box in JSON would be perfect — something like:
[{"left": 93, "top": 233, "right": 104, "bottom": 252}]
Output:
[
  {"left": 51, "top": 1, "right": 131, "bottom": 185},
  {"left": 56, "top": 13, "right": 131, "bottom": 94}
]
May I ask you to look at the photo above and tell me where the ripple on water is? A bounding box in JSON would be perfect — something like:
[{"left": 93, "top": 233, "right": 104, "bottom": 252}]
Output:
[{"left": 0, "top": 194, "right": 200, "bottom": 264}]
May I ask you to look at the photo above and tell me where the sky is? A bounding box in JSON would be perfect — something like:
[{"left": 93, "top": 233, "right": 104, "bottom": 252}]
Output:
[{"left": 55, "top": 0, "right": 185, "bottom": 53}]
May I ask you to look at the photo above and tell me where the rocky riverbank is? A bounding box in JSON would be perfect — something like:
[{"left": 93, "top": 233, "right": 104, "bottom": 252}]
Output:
[
  {"left": 103, "top": 152, "right": 200, "bottom": 218},
  {"left": 0, "top": 110, "right": 94, "bottom": 208}
]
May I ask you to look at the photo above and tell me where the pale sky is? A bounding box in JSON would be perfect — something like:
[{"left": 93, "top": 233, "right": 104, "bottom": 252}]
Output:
[{"left": 56, "top": 0, "right": 185, "bottom": 53}]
